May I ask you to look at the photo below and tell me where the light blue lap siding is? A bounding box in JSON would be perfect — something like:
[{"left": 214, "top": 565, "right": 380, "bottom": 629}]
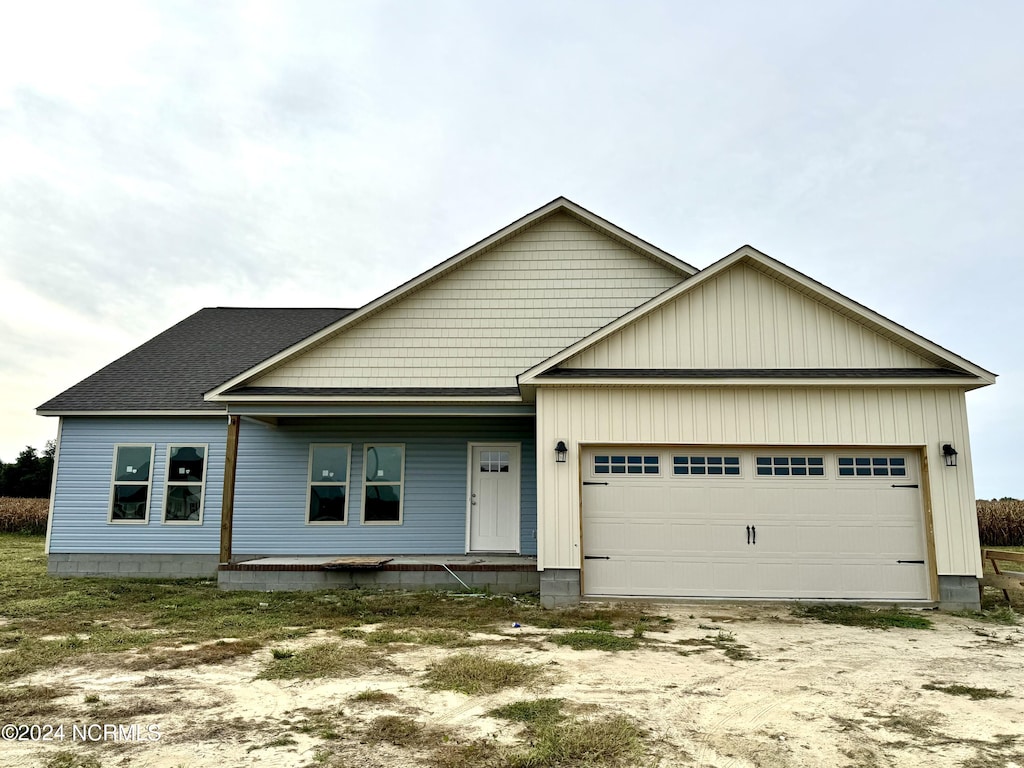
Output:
[
  {"left": 232, "top": 416, "right": 537, "bottom": 555},
  {"left": 48, "top": 417, "right": 227, "bottom": 554}
]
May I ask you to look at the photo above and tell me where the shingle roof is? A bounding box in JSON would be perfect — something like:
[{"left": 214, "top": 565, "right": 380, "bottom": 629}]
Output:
[{"left": 37, "top": 308, "right": 354, "bottom": 413}]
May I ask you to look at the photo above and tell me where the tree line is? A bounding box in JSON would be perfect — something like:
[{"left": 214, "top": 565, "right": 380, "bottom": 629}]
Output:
[{"left": 1, "top": 443, "right": 55, "bottom": 498}]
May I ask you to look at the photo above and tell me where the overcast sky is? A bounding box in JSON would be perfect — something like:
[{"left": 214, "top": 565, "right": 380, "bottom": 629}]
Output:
[{"left": 0, "top": 1, "right": 1020, "bottom": 497}]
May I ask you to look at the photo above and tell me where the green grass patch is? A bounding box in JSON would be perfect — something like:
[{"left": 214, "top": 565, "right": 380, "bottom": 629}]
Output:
[
  {"left": 954, "top": 605, "right": 1019, "bottom": 625},
  {"left": 41, "top": 752, "right": 103, "bottom": 768},
  {"left": 488, "top": 698, "right": 564, "bottom": 726},
  {"left": 507, "top": 714, "right": 644, "bottom": 767},
  {"left": 549, "top": 631, "right": 639, "bottom": 652},
  {"left": 127, "top": 638, "right": 262, "bottom": 670},
  {"left": 0, "top": 684, "right": 68, "bottom": 719},
  {"left": 259, "top": 642, "right": 393, "bottom": 679},
  {"left": 923, "top": 682, "right": 1011, "bottom": 700},
  {"left": 362, "top": 627, "right": 477, "bottom": 647},
  {"left": 424, "top": 653, "right": 542, "bottom": 694},
  {"left": 792, "top": 603, "right": 933, "bottom": 630},
  {"left": 350, "top": 688, "right": 398, "bottom": 703},
  {"left": 364, "top": 714, "right": 435, "bottom": 747}
]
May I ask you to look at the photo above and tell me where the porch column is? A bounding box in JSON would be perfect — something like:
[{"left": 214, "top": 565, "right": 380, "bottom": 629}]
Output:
[{"left": 219, "top": 415, "right": 240, "bottom": 564}]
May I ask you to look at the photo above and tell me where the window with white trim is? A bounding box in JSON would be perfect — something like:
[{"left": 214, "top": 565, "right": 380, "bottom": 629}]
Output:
[
  {"left": 163, "top": 445, "right": 207, "bottom": 524},
  {"left": 593, "top": 454, "right": 660, "bottom": 475},
  {"left": 837, "top": 456, "right": 908, "bottom": 478},
  {"left": 307, "top": 444, "right": 351, "bottom": 523},
  {"left": 363, "top": 444, "right": 404, "bottom": 524},
  {"left": 673, "top": 455, "right": 741, "bottom": 476},
  {"left": 755, "top": 456, "right": 825, "bottom": 477},
  {"left": 109, "top": 444, "right": 154, "bottom": 523}
]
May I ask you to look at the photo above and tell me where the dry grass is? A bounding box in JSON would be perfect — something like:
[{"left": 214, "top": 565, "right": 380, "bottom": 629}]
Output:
[
  {"left": 0, "top": 497, "right": 48, "bottom": 534},
  {"left": 259, "top": 642, "right": 394, "bottom": 679},
  {"left": 424, "top": 653, "right": 543, "bottom": 694},
  {"left": 977, "top": 499, "right": 1024, "bottom": 546}
]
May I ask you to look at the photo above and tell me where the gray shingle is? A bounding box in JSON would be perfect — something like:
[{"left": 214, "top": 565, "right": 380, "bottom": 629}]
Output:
[{"left": 37, "top": 307, "right": 354, "bottom": 412}]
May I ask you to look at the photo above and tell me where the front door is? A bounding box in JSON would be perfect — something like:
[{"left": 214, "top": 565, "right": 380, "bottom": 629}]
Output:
[{"left": 468, "top": 444, "right": 520, "bottom": 553}]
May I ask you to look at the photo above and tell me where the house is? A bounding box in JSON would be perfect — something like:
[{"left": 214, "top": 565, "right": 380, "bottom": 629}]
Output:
[{"left": 37, "top": 198, "right": 995, "bottom": 610}]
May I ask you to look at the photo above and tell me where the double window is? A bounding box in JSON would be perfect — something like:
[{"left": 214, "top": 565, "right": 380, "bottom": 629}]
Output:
[
  {"left": 163, "top": 445, "right": 207, "bottom": 524},
  {"left": 109, "top": 445, "right": 154, "bottom": 523}
]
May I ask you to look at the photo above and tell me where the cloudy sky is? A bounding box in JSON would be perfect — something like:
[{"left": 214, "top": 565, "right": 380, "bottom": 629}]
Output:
[{"left": 0, "top": 1, "right": 1020, "bottom": 496}]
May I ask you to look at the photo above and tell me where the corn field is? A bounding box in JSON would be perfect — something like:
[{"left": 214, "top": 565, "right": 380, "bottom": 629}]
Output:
[
  {"left": 0, "top": 497, "right": 49, "bottom": 535},
  {"left": 976, "top": 499, "right": 1024, "bottom": 547}
]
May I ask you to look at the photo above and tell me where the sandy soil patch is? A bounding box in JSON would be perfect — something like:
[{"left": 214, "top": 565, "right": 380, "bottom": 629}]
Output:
[{"left": 3, "top": 604, "right": 1023, "bottom": 767}]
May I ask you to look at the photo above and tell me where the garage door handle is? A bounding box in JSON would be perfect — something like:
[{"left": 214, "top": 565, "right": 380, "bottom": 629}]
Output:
[
  {"left": 584, "top": 555, "right": 611, "bottom": 560},
  {"left": 891, "top": 484, "right": 919, "bottom": 488},
  {"left": 746, "top": 525, "right": 751, "bottom": 545},
  {"left": 583, "top": 481, "right": 609, "bottom": 486},
  {"left": 752, "top": 525, "right": 756, "bottom": 545},
  {"left": 897, "top": 560, "right": 925, "bottom": 564}
]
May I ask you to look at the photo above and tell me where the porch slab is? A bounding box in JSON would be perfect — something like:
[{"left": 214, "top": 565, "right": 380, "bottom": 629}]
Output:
[{"left": 221, "top": 554, "right": 537, "bottom": 572}]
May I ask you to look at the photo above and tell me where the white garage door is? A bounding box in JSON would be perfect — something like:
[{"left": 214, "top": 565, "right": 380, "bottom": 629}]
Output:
[{"left": 581, "top": 447, "right": 930, "bottom": 600}]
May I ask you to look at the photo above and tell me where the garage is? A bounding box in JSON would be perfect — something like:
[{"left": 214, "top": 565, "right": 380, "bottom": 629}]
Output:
[{"left": 581, "top": 446, "right": 932, "bottom": 600}]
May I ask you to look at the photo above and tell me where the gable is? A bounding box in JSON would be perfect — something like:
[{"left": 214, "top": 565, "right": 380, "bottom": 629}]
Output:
[
  {"left": 245, "top": 212, "right": 686, "bottom": 390},
  {"left": 560, "top": 262, "right": 941, "bottom": 371}
]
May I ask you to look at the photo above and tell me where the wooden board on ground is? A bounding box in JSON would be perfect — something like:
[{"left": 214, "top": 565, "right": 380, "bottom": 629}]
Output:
[{"left": 322, "top": 557, "right": 394, "bottom": 571}]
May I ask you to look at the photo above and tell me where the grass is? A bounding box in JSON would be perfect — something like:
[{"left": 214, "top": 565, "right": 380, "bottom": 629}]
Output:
[
  {"left": 350, "top": 688, "right": 398, "bottom": 703},
  {"left": 128, "top": 638, "right": 262, "bottom": 670},
  {"left": 0, "top": 684, "right": 68, "bottom": 718},
  {"left": 507, "top": 714, "right": 644, "bottom": 767},
  {"left": 424, "top": 653, "right": 542, "bottom": 694},
  {"left": 364, "top": 714, "right": 440, "bottom": 747},
  {"left": 259, "top": 642, "right": 392, "bottom": 679},
  {"left": 41, "top": 752, "right": 103, "bottom": 768},
  {"left": 548, "top": 631, "right": 639, "bottom": 652},
  {"left": 923, "top": 682, "right": 1011, "bottom": 700},
  {"left": 489, "top": 698, "right": 565, "bottom": 725},
  {"left": 0, "top": 497, "right": 48, "bottom": 534},
  {"left": 792, "top": 603, "right": 933, "bottom": 630},
  {"left": 676, "top": 630, "right": 756, "bottom": 660}
]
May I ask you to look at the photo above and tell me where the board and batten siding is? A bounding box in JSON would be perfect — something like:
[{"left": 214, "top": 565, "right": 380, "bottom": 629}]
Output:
[
  {"left": 562, "top": 263, "right": 935, "bottom": 369},
  {"left": 232, "top": 416, "right": 537, "bottom": 556},
  {"left": 535, "top": 386, "right": 980, "bottom": 577},
  {"left": 250, "top": 213, "right": 684, "bottom": 390},
  {"left": 48, "top": 417, "right": 227, "bottom": 554}
]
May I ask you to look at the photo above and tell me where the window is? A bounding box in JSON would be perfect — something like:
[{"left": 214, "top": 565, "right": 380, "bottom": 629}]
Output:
[
  {"left": 755, "top": 456, "right": 825, "bottom": 477},
  {"left": 109, "top": 444, "right": 154, "bottom": 523},
  {"left": 480, "top": 450, "right": 510, "bottom": 473},
  {"left": 593, "top": 454, "right": 659, "bottom": 475},
  {"left": 838, "top": 456, "right": 907, "bottom": 478},
  {"left": 163, "top": 445, "right": 207, "bottom": 524},
  {"left": 307, "top": 444, "right": 351, "bottom": 524},
  {"left": 363, "top": 444, "right": 404, "bottom": 524},
  {"left": 673, "top": 456, "right": 741, "bottom": 476}
]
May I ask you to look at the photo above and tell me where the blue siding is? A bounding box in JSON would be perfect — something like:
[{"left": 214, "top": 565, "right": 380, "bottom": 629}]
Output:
[
  {"left": 49, "top": 417, "right": 227, "bottom": 554},
  {"left": 233, "top": 417, "right": 537, "bottom": 555}
]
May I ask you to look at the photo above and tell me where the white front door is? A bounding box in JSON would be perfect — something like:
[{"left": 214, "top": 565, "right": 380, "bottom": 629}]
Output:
[{"left": 468, "top": 444, "right": 520, "bottom": 553}]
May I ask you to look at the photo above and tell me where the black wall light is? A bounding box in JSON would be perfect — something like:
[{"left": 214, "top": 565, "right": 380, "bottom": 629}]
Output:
[
  {"left": 942, "top": 443, "right": 958, "bottom": 468},
  {"left": 555, "top": 440, "right": 568, "bottom": 463}
]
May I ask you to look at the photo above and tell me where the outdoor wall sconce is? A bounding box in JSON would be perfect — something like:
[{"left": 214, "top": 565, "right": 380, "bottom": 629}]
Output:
[
  {"left": 555, "top": 440, "right": 568, "bottom": 463},
  {"left": 942, "top": 443, "right": 958, "bottom": 468}
]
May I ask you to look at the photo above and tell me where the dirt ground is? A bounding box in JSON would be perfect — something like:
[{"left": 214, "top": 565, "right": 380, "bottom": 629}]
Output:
[{"left": 5, "top": 602, "right": 1023, "bottom": 768}]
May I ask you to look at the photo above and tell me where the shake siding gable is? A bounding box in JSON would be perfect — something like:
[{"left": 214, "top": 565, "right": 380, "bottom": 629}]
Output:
[
  {"left": 250, "top": 213, "right": 684, "bottom": 390},
  {"left": 561, "top": 263, "right": 935, "bottom": 370}
]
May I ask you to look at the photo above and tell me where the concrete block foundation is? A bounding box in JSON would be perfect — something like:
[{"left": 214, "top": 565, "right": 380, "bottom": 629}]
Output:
[{"left": 539, "top": 568, "right": 581, "bottom": 608}]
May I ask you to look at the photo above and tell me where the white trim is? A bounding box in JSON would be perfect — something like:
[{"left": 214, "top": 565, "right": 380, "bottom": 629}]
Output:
[
  {"left": 465, "top": 442, "right": 522, "bottom": 554},
  {"left": 36, "top": 410, "right": 224, "bottom": 417},
  {"left": 361, "top": 443, "right": 405, "bottom": 526},
  {"left": 107, "top": 443, "right": 155, "bottom": 525},
  {"left": 204, "top": 197, "right": 696, "bottom": 401},
  {"left": 213, "top": 394, "right": 525, "bottom": 404},
  {"left": 305, "top": 443, "right": 353, "bottom": 526},
  {"left": 43, "top": 418, "right": 63, "bottom": 555},
  {"left": 519, "top": 246, "right": 996, "bottom": 385},
  {"left": 161, "top": 444, "right": 209, "bottom": 526}
]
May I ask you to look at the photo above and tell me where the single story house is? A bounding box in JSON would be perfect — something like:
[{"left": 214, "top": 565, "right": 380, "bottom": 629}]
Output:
[{"left": 38, "top": 198, "right": 995, "bottom": 609}]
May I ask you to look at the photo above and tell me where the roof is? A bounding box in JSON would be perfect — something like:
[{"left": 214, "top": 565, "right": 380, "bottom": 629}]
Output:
[
  {"left": 37, "top": 308, "right": 354, "bottom": 414},
  {"left": 205, "top": 197, "right": 698, "bottom": 401},
  {"left": 519, "top": 245, "right": 997, "bottom": 386}
]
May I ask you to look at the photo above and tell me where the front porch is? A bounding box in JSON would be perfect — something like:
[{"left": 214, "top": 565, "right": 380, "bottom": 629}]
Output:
[{"left": 218, "top": 553, "right": 539, "bottom": 593}]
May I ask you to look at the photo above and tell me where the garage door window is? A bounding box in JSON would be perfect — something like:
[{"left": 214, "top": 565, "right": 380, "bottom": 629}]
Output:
[
  {"left": 594, "top": 455, "right": 659, "bottom": 475},
  {"left": 837, "top": 457, "right": 907, "bottom": 477},
  {"left": 755, "top": 456, "right": 825, "bottom": 477},
  {"left": 673, "top": 456, "right": 741, "bottom": 476}
]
